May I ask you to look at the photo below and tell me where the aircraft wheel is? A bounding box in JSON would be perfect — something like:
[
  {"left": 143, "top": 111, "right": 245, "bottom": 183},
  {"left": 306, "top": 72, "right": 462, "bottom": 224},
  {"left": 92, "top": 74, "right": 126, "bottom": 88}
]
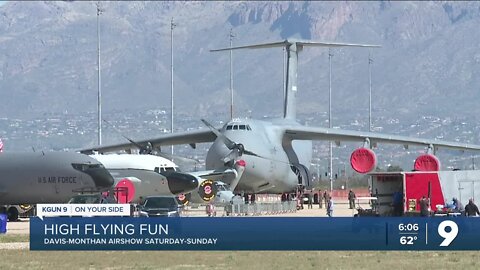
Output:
[{"left": 7, "top": 207, "right": 19, "bottom": 222}]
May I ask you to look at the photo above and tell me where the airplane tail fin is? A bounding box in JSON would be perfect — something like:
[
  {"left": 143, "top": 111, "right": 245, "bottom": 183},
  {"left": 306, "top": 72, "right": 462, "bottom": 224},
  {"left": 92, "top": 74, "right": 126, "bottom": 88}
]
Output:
[
  {"left": 0, "top": 138, "right": 3, "bottom": 152},
  {"left": 211, "top": 40, "right": 379, "bottom": 120}
]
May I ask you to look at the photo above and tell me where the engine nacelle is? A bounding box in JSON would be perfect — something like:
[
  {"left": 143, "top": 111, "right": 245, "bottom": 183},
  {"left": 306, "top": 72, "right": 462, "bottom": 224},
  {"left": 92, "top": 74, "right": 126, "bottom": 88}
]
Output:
[
  {"left": 350, "top": 148, "right": 377, "bottom": 174},
  {"left": 414, "top": 154, "right": 441, "bottom": 171}
]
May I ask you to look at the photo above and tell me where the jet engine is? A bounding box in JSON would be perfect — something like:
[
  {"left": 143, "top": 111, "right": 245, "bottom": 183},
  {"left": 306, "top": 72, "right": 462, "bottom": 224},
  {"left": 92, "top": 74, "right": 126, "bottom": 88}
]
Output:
[
  {"left": 414, "top": 154, "right": 441, "bottom": 171},
  {"left": 350, "top": 148, "right": 377, "bottom": 174}
]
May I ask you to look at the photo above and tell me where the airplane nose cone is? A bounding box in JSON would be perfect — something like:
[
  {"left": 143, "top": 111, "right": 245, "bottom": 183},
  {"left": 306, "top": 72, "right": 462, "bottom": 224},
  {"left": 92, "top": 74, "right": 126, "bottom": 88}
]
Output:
[{"left": 163, "top": 172, "right": 199, "bottom": 194}]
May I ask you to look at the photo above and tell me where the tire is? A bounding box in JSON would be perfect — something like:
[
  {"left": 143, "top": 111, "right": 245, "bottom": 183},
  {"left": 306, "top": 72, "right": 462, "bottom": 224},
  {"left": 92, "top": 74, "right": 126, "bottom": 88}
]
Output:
[{"left": 7, "top": 207, "right": 19, "bottom": 222}]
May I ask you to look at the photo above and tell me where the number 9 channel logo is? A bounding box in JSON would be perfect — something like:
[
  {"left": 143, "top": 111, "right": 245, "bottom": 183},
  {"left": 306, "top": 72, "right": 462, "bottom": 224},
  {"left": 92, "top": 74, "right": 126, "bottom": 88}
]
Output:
[{"left": 437, "top": 220, "right": 459, "bottom": 247}]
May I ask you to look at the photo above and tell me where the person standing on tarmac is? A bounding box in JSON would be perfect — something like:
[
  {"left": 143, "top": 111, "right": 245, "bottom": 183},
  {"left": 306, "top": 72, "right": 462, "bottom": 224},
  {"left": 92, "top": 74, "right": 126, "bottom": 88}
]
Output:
[
  {"left": 348, "top": 189, "right": 356, "bottom": 209},
  {"left": 392, "top": 191, "right": 403, "bottom": 216},
  {"left": 419, "top": 196, "right": 430, "bottom": 217},
  {"left": 308, "top": 191, "right": 313, "bottom": 209},
  {"left": 327, "top": 198, "right": 334, "bottom": 217},
  {"left": 244, "top": 193, "right": 249, "bottom": 204},
  {"left": 318, "top": 190, "right": 323, "bottom": 209},
  {"left": 453, "top": 198, "right": 464, "bottom": 213},
  {"left": 323, "top": 191, "right": 329, "bottom": 208},
  {"left": 465, "top": 198, "right": 480, "bottom": 216}
]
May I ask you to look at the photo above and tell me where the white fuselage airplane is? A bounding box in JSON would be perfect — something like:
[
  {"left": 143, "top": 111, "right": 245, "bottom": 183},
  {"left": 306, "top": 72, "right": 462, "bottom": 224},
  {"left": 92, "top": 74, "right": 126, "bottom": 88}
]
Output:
[
  {"left": 80, "top": 39, "right": 480, "bottom": 198},
  {"left": 90, "top": 154, "right": 199, "bottom": 203}
]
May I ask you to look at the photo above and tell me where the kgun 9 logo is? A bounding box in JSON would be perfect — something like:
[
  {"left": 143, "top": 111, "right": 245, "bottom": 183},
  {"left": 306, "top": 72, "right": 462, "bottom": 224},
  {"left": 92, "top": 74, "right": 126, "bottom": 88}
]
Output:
[{"left": 437, "top": 220, "right": 458, "bottom": 247}]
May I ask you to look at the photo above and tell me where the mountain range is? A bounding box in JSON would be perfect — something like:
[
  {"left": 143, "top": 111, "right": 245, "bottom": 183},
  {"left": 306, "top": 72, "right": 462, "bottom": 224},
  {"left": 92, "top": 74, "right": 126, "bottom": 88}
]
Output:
[{"left": 1, "top": 1, "right": 480, "bottom": 142}]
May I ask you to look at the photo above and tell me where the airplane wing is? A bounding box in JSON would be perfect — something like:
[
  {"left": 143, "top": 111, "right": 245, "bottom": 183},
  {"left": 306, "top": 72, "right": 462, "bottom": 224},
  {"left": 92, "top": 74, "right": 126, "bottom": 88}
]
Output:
[
  {"left": 79, "top": 129, "right": 216, "bottom": 154},
  {"left": 189, "top": 169, "right": 238, "bottom": 183},
  {"left": 282, "top": 125, "right": 480, "bottom": 151}
]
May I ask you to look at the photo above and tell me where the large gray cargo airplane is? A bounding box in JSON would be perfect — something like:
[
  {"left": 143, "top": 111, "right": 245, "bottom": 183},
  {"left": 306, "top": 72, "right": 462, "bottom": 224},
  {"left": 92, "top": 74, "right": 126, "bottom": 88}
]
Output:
[
  {"left": 0, "top": 152, "right": 114, "bottom": 204},
  {"left": 80, "top": 39, "right": 480, "bottom": 197}
]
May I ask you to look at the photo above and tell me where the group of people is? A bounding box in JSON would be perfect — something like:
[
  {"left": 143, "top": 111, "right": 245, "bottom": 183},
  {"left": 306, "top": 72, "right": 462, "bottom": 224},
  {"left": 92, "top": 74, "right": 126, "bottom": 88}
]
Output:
[
  {"left": 445, "top": 197, "right": 480, "bottom": 217},
  {"left": 298, "top": 190, "right": 334, "bottom": 217},
  {"left": 313, "top": 190, "right": 334, "bottom": 216},
  {"left": 419, "top": 195, "right": 480, "bottom": 217}
]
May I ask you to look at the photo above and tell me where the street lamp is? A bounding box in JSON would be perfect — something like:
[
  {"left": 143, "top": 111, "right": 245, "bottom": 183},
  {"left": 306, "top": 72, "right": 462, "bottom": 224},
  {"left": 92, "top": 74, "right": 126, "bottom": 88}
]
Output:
[
  {"left": 368, "top": 52, "right": 373, "bottom": 132},
  {"left": 170, "top": 18, "right": 176, "bottom": 155},
  {"left": 229, "top": 28, "right": 235, "bottom": 119},
  {"left": 283, "top": 46, "right": 286, "bottom": 105},
  {"left": 96, "top": 2, "right": 104, "bottom": 145},
  {"left": 328, "top": 48, "right": 333, "bottom": 192}
]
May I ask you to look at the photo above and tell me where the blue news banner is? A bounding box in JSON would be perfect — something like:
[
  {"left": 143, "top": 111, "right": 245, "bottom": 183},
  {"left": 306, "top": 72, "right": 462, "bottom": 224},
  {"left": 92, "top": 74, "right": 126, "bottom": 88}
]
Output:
[{"left": 30, "top": 217, "right": 480, "bottom": 250}]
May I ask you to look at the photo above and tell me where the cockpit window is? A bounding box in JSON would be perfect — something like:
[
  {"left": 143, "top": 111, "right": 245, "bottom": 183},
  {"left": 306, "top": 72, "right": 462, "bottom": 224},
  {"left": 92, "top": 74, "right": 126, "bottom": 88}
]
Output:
[
  {"left": 215, "top": 183, "right": 228, "bottom": 191},
  {"left": 155, "top": 167, "right": 176, "bottom": 173},
  {"left": 226, "top": 124, "right": 252, "bottom": 131}
]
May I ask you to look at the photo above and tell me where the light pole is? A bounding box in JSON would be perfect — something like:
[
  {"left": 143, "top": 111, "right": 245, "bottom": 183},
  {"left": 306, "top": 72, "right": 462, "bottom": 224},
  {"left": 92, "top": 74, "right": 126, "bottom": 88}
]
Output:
[
  {"left": 328, "top": 48, "right": 333, "bottom": 192},
  {"left": 368, "top": 52, "right": 373, "bottom": 132},
  {"left": 96, "top": 2, "right": 103, "bottom": 145},
  {"left": 229, "top": 28, "right": 235, "bottom": 119},
  {"left": 170, "top": 18, "right": 176, "bottom": 155},
  {"left": 283, "top": 47, "right": 286, "bottom": 103}
]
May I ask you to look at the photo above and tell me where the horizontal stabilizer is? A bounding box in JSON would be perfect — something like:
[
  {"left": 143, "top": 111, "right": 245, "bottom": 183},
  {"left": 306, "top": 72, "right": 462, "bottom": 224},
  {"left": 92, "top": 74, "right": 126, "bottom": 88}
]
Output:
[{"left": 211, "top": 39, "right": 380, "bottom": 52}]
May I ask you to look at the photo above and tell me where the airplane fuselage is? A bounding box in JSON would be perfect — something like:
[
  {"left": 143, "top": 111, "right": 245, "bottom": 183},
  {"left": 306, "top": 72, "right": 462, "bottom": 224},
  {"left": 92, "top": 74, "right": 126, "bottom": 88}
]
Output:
[
  {"left": 0, "top": 152, "right": 114, "bottom": 204},
  {"left": 91, "top": 154, "right": 199, "bottom": 203},
  {"left": 206, "top": 118, "right": 312, "bottom": 193}
]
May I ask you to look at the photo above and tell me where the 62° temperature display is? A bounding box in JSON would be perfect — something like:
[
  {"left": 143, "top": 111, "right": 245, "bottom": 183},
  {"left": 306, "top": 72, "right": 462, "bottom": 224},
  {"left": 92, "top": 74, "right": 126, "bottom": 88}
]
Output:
[{"left": 398, "top": 223, "right": 419, "bottom": 246}]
